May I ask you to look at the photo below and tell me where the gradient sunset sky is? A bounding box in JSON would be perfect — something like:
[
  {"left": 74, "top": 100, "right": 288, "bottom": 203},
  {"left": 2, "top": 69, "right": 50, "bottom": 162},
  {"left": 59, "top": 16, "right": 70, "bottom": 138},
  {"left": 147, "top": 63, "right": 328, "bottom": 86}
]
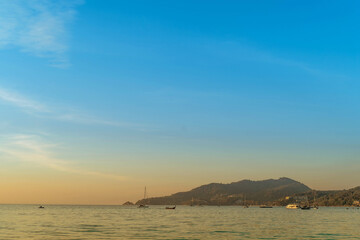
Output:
[{"left": 0, "top": 0, "right": 359, "bottom": 204}]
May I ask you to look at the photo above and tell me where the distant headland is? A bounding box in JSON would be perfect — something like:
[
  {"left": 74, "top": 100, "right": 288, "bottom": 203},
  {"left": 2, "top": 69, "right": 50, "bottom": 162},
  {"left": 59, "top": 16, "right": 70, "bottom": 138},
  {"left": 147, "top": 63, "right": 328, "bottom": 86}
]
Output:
[{"left": 135, "top": 177, "right": 360, "bottom": 207}]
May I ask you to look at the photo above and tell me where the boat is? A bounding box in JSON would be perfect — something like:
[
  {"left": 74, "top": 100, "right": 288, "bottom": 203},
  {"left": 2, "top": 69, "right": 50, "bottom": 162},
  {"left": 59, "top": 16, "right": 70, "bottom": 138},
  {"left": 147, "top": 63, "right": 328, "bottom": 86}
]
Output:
[
  {"left": 301, "top": 206, "right": 311, "bottom": 210},
  {"left": 286, "top": 204, "right": 300, "bottom": 209},
  {"left": 138, "top": 204, "right": 149, "bottom": 208},
  {"left": 165, "top": 206, "right": 176, "bottom": 210},
  {"left": 39, "top": 206, "right": 45, "bottom": 209},
  {"left": 312, "top": 191, "right": 319, "bottom": 209},
  {"left": 190, "top": 197, "right": 195, "bottom": 207},
  {"left": 243, "top": 195, "right": 249, "bottom": 208},
  {"left": 300, "top": 196, "right": 311, "bottom": 210},
  {"left": 259, "top": 205, "right": 272, "bottom": 208},
  {"left": 138, "top": 187, "right": 149, "bottom": 208}
]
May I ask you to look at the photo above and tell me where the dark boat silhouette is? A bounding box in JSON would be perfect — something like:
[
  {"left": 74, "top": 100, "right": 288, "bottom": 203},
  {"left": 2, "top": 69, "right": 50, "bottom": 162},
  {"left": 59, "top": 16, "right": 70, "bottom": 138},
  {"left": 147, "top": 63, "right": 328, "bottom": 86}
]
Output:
[
  {"left": 301, "top": 196, "right": 311, "bottom": 210},
  {"left": 243, "top": 195, "right": 249, "bottom": 208},
  {"left": 190, "top": 197, "right": 194, "bottom": 206},
  {"left": 165, "top": 206, "right": 176, "bottom": 209},
  {"left": 39, "top": 206, "right": 45, "bottom": 209},
  {"left": 138, "top": 187, "right": 149, "bottom": 208},
  {"left": 300, "top": 206, "right": 311, "bottom": 210},
  {"left": 138, "top": 204, "right": 149, "bottom": 208},
  {"left": 259, "top": 205, "right": 272, "bottom": 208}
]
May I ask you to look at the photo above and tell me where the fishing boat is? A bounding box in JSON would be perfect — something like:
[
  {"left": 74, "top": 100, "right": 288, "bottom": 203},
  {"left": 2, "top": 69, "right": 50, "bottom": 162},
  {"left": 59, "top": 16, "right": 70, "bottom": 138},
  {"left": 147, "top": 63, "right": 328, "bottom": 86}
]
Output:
[
  {"left": 39, "top": 206, "right": 45, "bottom": 209},
  {"left": 286, "top": 204, "right": 300, "bottom": 209},
  {"left": 300, "top": 206, "right": 311, "bottom": 210},
  {"left": 138, "top": 187, "right": 149, "bottom": 208},
  {"left": 165, "top": 206, "right": 176, "bottom": 210},
  {"left": 259, "top": 205, "right": 272, "bottom": 208},
  {"left": 300, "top": 196, "right": 311, "bottom": 210},
  {"left": 190, "top": 197, "right": 194, "bottom": 206},
  {"left": 312, "top": 191, "right": 319, "bottom": 209},
  {"left": 243, "top": 195, "right": 249, "bottom": 208},
  {"left": 138, "top": 204, "right": 149, "bottom": 208}
]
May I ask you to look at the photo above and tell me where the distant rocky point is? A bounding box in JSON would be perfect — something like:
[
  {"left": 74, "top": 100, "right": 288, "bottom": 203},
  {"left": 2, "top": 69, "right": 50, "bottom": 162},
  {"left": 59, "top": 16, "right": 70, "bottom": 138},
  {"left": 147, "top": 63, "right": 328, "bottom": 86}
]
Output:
[
  {"left": 122, "top": 201, "right": 135, "bottom": 206},
  {"left": 136, "top": 177, "right": 360, "bottom": 206},
  {"left": 136, "top": 177, "right": 311, "bottom": 206}
]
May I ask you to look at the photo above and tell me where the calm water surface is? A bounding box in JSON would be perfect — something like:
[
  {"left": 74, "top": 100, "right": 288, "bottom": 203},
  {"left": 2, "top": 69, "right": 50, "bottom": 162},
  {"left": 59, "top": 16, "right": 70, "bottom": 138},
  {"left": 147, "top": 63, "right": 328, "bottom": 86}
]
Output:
[{"left": 1, "top": 205, "right": 359, "bottom": 239}]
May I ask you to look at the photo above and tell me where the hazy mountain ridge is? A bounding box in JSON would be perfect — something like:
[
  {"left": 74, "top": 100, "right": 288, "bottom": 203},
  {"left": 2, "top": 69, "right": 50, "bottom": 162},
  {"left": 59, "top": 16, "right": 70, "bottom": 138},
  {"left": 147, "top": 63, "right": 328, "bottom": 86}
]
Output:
[
  {"left": 136, "top": 178, "right": 360, "bottom": 206},
  {"left": 136, "top": 177, "right": 312, "bottom": 205}
]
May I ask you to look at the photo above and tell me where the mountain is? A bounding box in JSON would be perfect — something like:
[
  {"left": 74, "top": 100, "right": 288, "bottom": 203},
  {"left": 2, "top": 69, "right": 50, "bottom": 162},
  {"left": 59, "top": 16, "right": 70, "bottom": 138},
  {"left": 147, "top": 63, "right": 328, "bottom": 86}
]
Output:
[{"left": 136, "top": 177, "right": 311, "bottom": 205}]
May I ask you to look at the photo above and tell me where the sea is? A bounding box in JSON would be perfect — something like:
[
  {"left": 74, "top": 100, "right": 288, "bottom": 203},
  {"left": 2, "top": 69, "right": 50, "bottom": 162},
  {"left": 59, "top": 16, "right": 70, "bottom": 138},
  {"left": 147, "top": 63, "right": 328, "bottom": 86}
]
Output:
[{"left": 1, "top": 205, "right": 359, "bottom": 239}]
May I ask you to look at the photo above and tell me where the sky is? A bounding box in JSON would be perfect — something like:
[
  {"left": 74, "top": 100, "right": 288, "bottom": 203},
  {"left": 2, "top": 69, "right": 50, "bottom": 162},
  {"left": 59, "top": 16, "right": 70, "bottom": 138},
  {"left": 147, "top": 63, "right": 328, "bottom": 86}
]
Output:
[{"left": 0, "top": 0, "right": 359, "bottom": 204}]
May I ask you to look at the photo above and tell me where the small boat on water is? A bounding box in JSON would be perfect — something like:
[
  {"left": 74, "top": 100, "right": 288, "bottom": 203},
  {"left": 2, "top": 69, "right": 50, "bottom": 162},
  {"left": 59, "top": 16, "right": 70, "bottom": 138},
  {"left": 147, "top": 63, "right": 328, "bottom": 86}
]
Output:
[
  {"left": 300, "top": 206, "right": 311, "bottom": 210},
  {"left": 190, "top": 197, "right": 195, "bottom": 206},
  {"left": 300, "top": 196, "right": 311, "bottom": 210},
  {"left": 165, "top": 206, "right": 176, "bottom": 210},
  {"left": 138, "top": 204, "right": 149, "bottom": 208},
  {"left": 286, "top": 204, "right": 300, "bottom": 209},
  {"left": 312, "top": 191, "right": 319, "bottom": 209},
  {"left": 259, "top": 205, "right": 272, "bottom": 208},
  {"left": 243, "top": 195, "right": 249, "bottom": 208},
  {"left": 39, "top": 206, "right": 45, "bottom": 209},
  {"left": 138, "top": 187, "right": 149, "bottom": 208}
]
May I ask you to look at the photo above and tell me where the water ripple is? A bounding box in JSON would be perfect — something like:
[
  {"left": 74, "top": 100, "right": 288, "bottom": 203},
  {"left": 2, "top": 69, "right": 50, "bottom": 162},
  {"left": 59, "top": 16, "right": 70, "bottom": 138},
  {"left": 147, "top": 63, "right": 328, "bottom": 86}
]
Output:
[{"left": 1, "top": 205, "right": 360, "bottom": 239}]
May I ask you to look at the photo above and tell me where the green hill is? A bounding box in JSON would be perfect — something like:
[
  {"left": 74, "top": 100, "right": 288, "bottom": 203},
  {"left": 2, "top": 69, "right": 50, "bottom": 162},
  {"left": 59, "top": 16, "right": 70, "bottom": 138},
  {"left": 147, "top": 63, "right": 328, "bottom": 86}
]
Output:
[{"left": 136, "top": 177, "right": 311, "bottom": 205}]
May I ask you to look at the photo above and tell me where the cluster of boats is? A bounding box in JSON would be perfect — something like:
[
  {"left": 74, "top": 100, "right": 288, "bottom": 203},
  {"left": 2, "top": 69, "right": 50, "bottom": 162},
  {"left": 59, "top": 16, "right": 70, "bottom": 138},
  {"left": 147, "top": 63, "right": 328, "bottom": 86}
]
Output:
[
  {"left": 138, "top": 187, "right": 176, "bottom": 209},
  {"left": 138, "top": 204, "right": 317, "bottom": 209},
  {"left": 138, "top": 204, "right": 176, "bottom": 209},
  {"left": 253, "top": 204, "right": 318, "bottom": 209},
  {"left": 285, "top": 195, "right": 318, "bottom": 210},
  {"left": 286, "top": 204, "right": 318, "bottom": 210}
]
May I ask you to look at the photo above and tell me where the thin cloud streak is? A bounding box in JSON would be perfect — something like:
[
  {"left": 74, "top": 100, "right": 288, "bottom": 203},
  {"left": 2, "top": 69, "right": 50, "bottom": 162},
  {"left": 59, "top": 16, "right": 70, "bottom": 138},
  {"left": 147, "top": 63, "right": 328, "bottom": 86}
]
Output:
[
  {"left": 0, "top": 86, "right": 146, "bottom": 130},
  {"left": 0, "top": 134, "right": 127, "bottom": 181},
  {"left": 0, "top": 0, "right": 83, "bottom": 67},
  {"left": 54, "top": 113, "right": 143, "bottom": 129},
  {"left": 211, "top": 40, "right": 351, "bottom": 81},
  {"left": 0, "top": 87, "right": 48, "bottom": 112}
]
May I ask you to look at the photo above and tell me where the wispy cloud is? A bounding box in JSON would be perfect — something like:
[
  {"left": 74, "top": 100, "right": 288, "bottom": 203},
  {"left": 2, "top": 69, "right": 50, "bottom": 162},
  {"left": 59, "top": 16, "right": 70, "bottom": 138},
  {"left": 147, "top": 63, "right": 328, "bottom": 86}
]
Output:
[
  {"left": 0, "top": 134, "right": 127, "bottom": 181},
  {"left": 208, "top": 40, "right": 351, "bottom": 81},
  {"left": 0, "top": 86, "right": 136, "bottom": 180},
  {"left": 0, "top": 0, "right": 82, "bottom": 67},
  {"left": 0, "top": 87, "right": 48, "bottom": 112},
  {"left": 0, "top": 86, "right": 145, "bottom": 129},
  {"left": 53, "top": 112, "right": 141, "bottom": 128}
]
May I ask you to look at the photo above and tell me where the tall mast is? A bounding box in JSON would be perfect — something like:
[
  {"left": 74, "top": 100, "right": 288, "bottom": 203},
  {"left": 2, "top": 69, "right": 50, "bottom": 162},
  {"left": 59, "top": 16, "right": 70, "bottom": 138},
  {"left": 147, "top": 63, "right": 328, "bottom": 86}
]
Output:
[{"left": 144, "top": 186, "right": 147, "bottom": 200}]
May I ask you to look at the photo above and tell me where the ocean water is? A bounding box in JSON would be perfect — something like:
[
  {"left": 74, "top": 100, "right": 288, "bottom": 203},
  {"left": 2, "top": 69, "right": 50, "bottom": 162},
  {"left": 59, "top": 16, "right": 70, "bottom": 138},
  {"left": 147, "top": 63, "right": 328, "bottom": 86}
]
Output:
[{"left": 0, "top": 205, "right": 359, "bottom": 239}]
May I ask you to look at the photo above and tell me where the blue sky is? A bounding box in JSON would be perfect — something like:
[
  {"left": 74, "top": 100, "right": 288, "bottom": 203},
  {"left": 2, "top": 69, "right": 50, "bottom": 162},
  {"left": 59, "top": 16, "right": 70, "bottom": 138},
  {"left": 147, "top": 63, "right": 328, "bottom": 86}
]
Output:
[{"left": 0, "top": 0, "right": 359, "bottom": 204}]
